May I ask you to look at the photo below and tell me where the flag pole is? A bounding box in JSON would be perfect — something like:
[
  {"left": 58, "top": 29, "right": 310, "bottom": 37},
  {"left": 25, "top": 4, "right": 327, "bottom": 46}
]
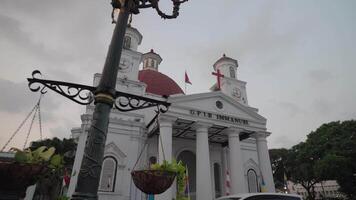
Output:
[
  {"left": 185, "top": 82, "right": 187, "bottom": 94},
  {"left": 186, "top": 165, "right": 191, "bottom": 200},
  {"left": 185, "top": 70, "right": 187, "bottom": 94}
]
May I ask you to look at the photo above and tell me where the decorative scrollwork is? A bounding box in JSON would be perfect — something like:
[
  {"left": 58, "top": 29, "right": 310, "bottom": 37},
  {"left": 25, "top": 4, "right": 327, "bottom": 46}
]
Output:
[
  {"left": 114, "top": 91, "right": 170, "bottom": 112},
  {"left": 111, "top": 0, "right": 188, "bottom": 23},
  {"left": 151, "top": 0, "right": 188, "bottom": 19},
  {"left": 27, "top": 70, "right": 96, "bottom": 105},
  {"left": 27, "top": 70, "right": 171, "bottom": 112}
]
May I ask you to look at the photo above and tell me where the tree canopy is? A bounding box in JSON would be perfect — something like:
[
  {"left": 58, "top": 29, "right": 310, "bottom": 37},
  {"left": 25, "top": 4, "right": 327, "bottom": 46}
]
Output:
[{"left": 270, "top": 120, "right": 356, "bottom": 200}]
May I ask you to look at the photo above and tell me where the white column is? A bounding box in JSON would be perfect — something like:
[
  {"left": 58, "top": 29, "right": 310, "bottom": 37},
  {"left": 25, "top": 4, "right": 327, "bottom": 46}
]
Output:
[
  {"left": 227, "top": 127, "right": 246, "bottom": 194},
  {"left": 68, "top": 114, "right": 91, "bottom": 197},
  {"left": 255, "top": 132, "right": 275, "bottom": 192},
  {"left": 156, "top": 116, "right": 175, "bottom": 200},
  {"left": 195, "top": 122, "right": 213, "bottom": 200},
  {"left": 221, "top": 147, "right": 229, "bottom": 196}
]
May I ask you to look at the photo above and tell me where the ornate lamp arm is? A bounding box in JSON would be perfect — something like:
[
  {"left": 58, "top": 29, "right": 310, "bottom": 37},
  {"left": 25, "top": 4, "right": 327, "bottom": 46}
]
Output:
[
  {"left": 28, "top": 70, "right": 95, "bottom": 105},
  {"left": 111, "top": 0, "right": 188, "bottom": 20},
  {"left": 27, "top": 70, "right": 171, "bottom": 112},
  {"left": 150, "top": 0, "right": 188, "bottom": 19}
]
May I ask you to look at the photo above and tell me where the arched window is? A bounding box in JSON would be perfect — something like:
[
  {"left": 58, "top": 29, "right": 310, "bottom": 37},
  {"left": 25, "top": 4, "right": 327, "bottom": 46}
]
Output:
[
  {"left": 144, "top": 59, "right": 148, "bottom": 69},
  {"left": 147, "top": 58, "right": 152, "bottom": 67},
  {"left": 123, "top": 36, "right": 131, "bottom": 49},
  {"left": 214, "top": 163, "right": 222, "bottom": 198},
  {"left": 247, "top": 169, "right": 258, "bottom": 193},
  {"left": 229, "top": 66, "right": 235, "bottom": 78},
  {"left": 150, "top": 59, "right": 155, "bottom": 68},
  {"left": 99, "top": 156, "right": 117, "bottom": 192}
]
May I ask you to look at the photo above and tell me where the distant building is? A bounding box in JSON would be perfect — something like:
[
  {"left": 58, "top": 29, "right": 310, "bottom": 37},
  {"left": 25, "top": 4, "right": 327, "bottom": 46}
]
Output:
[{"left": 287, "top": 180, "right": 345, "bottom": 199}]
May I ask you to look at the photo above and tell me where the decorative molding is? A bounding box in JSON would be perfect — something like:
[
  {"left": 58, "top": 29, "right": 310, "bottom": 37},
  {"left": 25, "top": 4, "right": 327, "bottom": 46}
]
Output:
[
  {"left": 252, "top": 131, "right": 271, "bottom": 140},
  {"left": 169, "top": 91, "right": 267, "bottom": 122},
  {"left": 158, "top": 115, "right": 177, "bottom": 124},
  {"left": 192, "top": 121, "right": 213, "bottom": 130},
  {"left": 243, "top": 158, "right": 261, "bottom": 176}
]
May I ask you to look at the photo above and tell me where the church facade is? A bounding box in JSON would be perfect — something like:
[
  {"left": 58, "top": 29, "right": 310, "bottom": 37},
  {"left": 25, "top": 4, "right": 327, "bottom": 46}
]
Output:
[{"left": 68, "top": 26, "right": 275, "bottom": 200}]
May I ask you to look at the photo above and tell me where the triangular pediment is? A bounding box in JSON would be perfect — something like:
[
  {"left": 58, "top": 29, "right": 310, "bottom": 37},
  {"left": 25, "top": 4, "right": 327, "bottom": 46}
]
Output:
[
  {"left": 104, "top": 142, "right": 127, "bottom": 165},
  {"left": 168, "top": 91, "right": 266, "bottom": 125}
]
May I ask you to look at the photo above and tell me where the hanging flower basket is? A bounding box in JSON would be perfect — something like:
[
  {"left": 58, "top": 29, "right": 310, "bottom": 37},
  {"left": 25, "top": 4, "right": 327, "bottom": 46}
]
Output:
[
  {"left": 0, "top": 159, "right": 47, "bottom": 198},
  {"left": 0, "top": 146, "right": 63, "bottom": 199},
  {"left": 131, "top": 169, "right": 177, "bottom": 194}
]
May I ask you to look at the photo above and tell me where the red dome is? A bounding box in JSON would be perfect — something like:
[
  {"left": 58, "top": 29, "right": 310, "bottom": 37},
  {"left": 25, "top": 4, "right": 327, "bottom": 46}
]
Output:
[{"left": 138, "top": 69, "right": 184, "bottom": 96}]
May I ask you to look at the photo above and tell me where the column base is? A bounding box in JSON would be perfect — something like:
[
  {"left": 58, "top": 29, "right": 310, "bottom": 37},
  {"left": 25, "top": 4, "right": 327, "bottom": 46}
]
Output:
[{"left": 71, "top": 192, "right": 98, "bottom": 200}]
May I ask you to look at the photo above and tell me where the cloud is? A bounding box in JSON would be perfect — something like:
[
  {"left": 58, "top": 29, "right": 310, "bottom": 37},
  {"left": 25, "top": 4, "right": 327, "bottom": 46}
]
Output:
[
  {"left": 307, "top": 69, "right": 333, "bottom": 84},
  {"left": 0, "top": 79, "right": 37, "bottom": 113},
  {"left": 0, "top": 78, "right": 59, "bottom": 121},
  {"left": 312, "top": 98, "right": 334, "bottom": 116},
  {"left": 271, "top": 135, "right": 299, "bottom": 149},
  {"left": 278, "top": 101, "right": 304, "bottom": 118},
  {"left": 0, "top": 13, "right": 72, "bottom": 65}
]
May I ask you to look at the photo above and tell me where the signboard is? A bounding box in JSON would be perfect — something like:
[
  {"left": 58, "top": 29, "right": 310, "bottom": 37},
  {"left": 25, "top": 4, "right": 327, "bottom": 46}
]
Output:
[{"left": 189, "top": 110, "right": 248, "bottom": 125}]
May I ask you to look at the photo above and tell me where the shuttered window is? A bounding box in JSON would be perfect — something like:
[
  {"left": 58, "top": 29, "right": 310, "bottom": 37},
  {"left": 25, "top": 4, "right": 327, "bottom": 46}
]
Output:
[
  {"left": 123, "top": 36, "right": 131, "bottom": 49},
  {"left": 229, "top": 66, "right": 236, "bottom": 78},
  {"left": 247, "top": 169, "right": 258, "bottom": 193},
  {"left": 99, "top": 157, "right": 117, "bottom": 192}
]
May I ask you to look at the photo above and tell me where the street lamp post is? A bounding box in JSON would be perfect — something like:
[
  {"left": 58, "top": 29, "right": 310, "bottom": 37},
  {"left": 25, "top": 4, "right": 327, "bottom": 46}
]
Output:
[
  {"left": 71, "top": 5, "right": 130, "bottom": 200},
  {"left": 27, "top": 0, "right": 188, "bottom": 199}
]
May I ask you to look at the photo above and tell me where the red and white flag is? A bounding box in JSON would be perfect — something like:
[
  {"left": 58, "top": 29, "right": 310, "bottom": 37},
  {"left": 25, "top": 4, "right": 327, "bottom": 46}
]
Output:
[
  {"left": 185, "top": 71, "right": 192, "bottom": 85},
  {"left": 225, "top": 170, "right": 231, "bottom": 195}
]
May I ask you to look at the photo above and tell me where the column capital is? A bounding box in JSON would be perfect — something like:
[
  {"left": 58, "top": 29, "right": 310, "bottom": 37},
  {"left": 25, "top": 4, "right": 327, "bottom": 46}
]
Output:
[
  {"left": 192, "top": 121, "right": 213, "bottom": 130},
  {"left": 253, "top": 131, "right": 271, "bottom": 140},
  {"left": 158, "top": 115, "right": 177, "bottom": 124},
  {"left": 226, "top": 126, "right": 244, "bottom": 134}
]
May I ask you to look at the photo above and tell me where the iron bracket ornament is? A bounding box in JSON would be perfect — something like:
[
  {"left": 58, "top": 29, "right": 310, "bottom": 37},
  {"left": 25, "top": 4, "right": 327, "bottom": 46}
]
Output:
[
  {"left": 27, "top": 70, "right": 171, "bottom": 112},
  {"left": 28, "top": 70, "right": 95, "bottom": 105},
  {"left": 111, "top": 0, "right": 188, "bottom": 23},
  {"left": 114, "top": 91, "right": 169, "bottom": 112}
]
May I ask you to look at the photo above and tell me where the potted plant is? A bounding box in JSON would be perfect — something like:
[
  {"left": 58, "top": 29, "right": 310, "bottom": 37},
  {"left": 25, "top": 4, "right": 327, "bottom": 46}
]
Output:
[
  {"left": 131, "top": 159, "right": 188, "bottom": 198},
  {"left": 151, "top": 160, "right": 189, "bottom": 200},
  {"left": 0, "top": 146, "right": 63, "bottom": 199}
]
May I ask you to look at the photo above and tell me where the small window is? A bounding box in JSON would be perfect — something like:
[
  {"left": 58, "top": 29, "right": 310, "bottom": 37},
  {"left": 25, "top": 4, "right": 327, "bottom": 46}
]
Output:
[
  {"left": 216, "top": 101, "right": 223, "bottom": 109},
  {"left": 144, "top": 59, "right": 148, "bottom": 68},
  {"left": 148, "top": 58, "right": 152, "bottom": 67},
  {"left": 124, "top": 36, "right": 131, "bottom": 49},
  {"left": 99, "top": 156, "right": 117, "bottom": 192},
  {"left": 229, "top": 66, "right": 235, "bottom": 78},
  {"left": 150, "top": 59, "right": 155, "bottom": 68}
]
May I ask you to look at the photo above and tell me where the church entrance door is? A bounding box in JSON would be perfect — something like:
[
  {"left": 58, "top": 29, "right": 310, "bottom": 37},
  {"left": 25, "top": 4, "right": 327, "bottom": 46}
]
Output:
[{"left": 177, "top": 150, "right": 196, "bottom": 200}]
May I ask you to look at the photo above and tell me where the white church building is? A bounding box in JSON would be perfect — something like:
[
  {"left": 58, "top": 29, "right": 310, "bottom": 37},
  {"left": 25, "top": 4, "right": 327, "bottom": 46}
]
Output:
[{"left": 68, "top": 26, "right": 275, "bottom": 200}]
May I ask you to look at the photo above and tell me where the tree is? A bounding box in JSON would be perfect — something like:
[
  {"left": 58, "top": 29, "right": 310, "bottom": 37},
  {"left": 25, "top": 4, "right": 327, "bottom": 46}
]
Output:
[
  {"left": 286, "top": 142, "right": 320, "bottom": 200},
  {"left": 302, "top": 120, "right": 356, "bottom": 199},
  {"left": 271, "top": 120, "right": 356, "bottom": 200}
]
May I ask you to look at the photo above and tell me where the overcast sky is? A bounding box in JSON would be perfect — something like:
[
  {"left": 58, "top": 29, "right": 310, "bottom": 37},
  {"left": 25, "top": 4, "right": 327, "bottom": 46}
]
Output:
[{"left": 1, "top": 0, "right": 355, "bottom": 150}]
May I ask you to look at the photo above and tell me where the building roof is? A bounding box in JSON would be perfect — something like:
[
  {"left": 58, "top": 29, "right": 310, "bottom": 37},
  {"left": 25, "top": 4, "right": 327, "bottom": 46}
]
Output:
[
  {"left": 138, "top": 69, "right": 184, "bottom": 96},
  {"left": 213, "top": 53, "right": 238, "bottom": 71}
]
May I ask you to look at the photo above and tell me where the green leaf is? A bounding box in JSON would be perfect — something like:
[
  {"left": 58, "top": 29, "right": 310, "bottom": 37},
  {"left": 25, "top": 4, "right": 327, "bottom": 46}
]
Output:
[
  {"left": 32, "top": 146, "right": 47, "bottom": 162},
  {"left": 14, "top": 151, "right": 28, "bottom": 163},
  {"left": 50, "top": 154, "right": 63, "bottom": 168},
  {"left": 40, "top": 147, "right": 56, "bottom": 161}
]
